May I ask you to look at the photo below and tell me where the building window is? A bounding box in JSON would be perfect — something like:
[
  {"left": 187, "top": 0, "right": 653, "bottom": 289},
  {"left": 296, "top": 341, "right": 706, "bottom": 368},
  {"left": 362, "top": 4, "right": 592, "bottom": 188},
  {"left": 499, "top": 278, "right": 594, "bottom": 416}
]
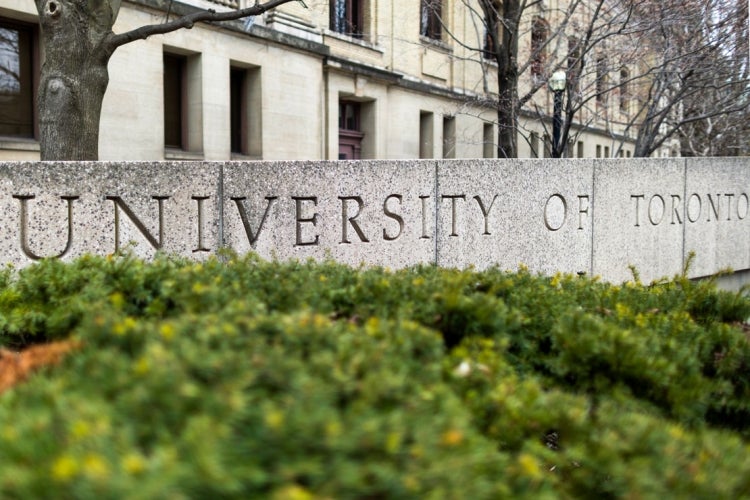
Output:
[
  {"left": 577, "top": 140, "right": 584, "bottom": 158},
  {"left": 419, "top": 111, "right": 434, "bottom": 158},
  {"left": 482, "top": 1, "right": 501, "bottom": 59},
  {"left": 619, "top": 67, "right": 629, "bottom": 113},
  {"left": 530, "top": 17, "right": 548, "bottom": 81},
  {"left": 596, "top": 56, "right": 608, "bottom": 105},
  {"left": 164, "top": 51, "right": 201, "bottom": 154},
  {"left": 420, "top": 0, "right": 442, "bottom": 40},
  {"left": 0, "top": 19, "right": 36, "bottom": 138},
  {"left": 443, "top": 115, "right": 455, "bottom": 158},
  {"left": 596, "top": 144, "right": 602, "bottom": 158},
  {"left": 482, "top": 122, "right": 494, "bottom": 158},
  {"left": 338, "top": 100, "right": 363, "bottom": 159},
  {"left": 330, "top": 0, "right": 365, "bottom": 39},
  {"left": 530, "top": 132, "right": 539, "bottom": 158},
  {"left": 230, "top": 65, "right": 262, "bottom": 157},
  {"left": 567, "top": 37, "right": 582, "bottom": 95},
  {"left": 163, "top": 53, "right": 186, "bottom": 150}
]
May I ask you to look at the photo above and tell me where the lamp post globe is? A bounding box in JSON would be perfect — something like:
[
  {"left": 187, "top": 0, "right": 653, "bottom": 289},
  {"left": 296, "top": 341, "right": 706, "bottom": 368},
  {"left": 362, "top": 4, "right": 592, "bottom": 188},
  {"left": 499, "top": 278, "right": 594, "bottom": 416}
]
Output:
[{"left": 549, "top": 70, "right": 566, "bottom": 158}]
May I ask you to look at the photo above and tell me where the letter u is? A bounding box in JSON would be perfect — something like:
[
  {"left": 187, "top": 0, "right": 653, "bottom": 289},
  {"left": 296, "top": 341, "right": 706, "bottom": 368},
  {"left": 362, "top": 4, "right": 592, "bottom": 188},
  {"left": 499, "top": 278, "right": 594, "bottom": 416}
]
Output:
[{"left": 13, "top": 195, "right": 78, "bottom": 260}]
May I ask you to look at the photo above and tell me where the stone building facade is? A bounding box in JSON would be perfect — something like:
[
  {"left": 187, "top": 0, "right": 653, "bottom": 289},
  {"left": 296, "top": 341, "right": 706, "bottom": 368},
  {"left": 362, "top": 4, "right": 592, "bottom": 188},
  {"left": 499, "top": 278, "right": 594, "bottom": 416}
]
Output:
[{"left": 0, "top": 0, "right": 679, "bottom": 161}]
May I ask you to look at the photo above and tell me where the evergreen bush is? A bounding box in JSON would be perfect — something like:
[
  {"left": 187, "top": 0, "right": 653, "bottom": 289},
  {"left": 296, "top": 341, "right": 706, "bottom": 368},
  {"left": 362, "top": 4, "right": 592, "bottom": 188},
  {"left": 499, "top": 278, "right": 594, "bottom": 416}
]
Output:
[{"left": 0, "top": 253, "right": 748, "bottom": 497}]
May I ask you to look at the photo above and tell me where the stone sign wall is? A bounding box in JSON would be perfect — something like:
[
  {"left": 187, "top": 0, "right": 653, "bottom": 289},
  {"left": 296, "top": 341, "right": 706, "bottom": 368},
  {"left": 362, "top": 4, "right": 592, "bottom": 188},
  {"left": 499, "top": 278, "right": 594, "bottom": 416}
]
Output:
[{"left": 1, "top": 158, "right": 747, "bottom": 284}]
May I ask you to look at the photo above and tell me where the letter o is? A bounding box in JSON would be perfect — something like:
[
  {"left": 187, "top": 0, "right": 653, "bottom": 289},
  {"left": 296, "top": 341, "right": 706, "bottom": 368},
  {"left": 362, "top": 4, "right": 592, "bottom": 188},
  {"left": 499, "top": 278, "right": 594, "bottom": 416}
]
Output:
[
  {"left": 737, "top": 193, "right": 749, "bottom": 220},
  {"left": 687, "top": 193, "right": 702, "bottom": 223},
  {"left": 648, "top": 194, "right": 665, "bottom": 226},
  {"left": 544, "top": 194, "right": 567, "bottom": 231}
]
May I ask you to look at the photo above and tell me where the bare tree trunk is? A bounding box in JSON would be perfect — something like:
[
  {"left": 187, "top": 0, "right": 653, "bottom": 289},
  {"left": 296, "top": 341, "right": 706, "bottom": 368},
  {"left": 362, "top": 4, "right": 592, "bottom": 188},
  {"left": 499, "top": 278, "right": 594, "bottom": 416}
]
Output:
[{"left": 36, "top": 0, "right": 117, "bottom": 160}]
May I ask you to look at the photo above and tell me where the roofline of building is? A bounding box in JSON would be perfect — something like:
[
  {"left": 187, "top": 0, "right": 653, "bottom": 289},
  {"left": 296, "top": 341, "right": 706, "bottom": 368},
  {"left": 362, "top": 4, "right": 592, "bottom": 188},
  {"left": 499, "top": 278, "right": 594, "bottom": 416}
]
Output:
[{"left": 126, "top": 0, "right": 330, "bottom": 57}]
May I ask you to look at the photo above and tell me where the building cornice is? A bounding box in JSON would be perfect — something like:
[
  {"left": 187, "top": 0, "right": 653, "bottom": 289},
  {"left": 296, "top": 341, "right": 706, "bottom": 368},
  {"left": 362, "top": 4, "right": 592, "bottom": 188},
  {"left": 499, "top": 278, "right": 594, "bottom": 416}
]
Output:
[{"left": 124, "top": 0, "right": 330, "bottom": 57}]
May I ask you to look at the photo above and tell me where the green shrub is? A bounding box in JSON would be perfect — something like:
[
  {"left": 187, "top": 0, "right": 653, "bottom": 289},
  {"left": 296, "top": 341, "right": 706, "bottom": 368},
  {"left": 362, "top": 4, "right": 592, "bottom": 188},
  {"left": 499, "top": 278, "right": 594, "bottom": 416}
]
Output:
[{"left": 0, "top": 253, "right": 749, "bottom": 497}]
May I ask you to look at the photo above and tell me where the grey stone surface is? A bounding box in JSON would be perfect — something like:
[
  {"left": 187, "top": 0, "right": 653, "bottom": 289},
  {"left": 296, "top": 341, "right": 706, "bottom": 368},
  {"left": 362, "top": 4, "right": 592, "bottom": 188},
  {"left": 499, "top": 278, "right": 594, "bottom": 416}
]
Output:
[
  {"left": 592, "top": 159, "right": 686, "bottom": 283},
  {"left": 222, "top": 161, "right": 436, "bottom": 268},
  {"left": 436, "top": 159, "right": 594, "bottom": 275},
  {"left": 0, "top": 159, "right": 746, "bottom": 287},
  {"left": 0, "top": 162, "right": 220, "bottom": 267},
  {"left": 684, "top": 157, "right": 750, "bottom": 278}
]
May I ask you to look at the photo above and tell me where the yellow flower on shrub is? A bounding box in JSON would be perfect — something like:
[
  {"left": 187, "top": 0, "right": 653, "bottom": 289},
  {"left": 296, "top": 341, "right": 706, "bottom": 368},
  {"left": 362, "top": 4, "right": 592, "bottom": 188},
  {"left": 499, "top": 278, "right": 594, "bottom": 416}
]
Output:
[
  {"left": 440, "top": 428, "right": 464, "bottom": 447},
  {"left": 83, "top": 454, "right": 109, "bottom": 480},
  {"left": 517, "top": 453, "right": 542, "bottom": 480},
  {"left": 52, "top": 455, "right": 78, "bottom": 481},
  {"left": 122, "top": 453, "right": 146, "bottom": 475}
]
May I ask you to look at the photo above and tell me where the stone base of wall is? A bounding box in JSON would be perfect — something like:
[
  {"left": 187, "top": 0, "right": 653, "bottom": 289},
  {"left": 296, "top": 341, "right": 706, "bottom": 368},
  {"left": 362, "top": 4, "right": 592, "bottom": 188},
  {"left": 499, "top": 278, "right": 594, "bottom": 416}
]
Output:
[{"left": 1, "top": 158, "right": 747, "bottom": 285}]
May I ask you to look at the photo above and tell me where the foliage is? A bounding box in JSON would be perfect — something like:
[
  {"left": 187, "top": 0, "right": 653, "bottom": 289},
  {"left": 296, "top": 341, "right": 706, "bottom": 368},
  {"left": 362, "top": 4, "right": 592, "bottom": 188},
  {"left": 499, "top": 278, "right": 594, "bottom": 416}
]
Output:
[{"left": 0, "top": 253, "right": 749, "bottom": 497}]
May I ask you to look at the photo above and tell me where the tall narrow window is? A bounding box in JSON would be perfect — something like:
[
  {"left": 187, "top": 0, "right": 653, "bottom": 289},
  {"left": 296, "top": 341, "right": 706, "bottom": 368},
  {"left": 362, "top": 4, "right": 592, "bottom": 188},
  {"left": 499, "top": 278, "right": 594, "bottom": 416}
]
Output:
[
  {"left": 619, "top": 67, "right": 629, "bottom": 113},
  {"left": 230, "top": 65, "right": 262, "bottom": 157},
  {"left": 567, "top": 37, "right": 582, "bottom": 95},
  {"left": 338, "top": 100, "right": 363, "bottom": 159},
  {"left": 596, "top": 56, "right": 608, "bottom": 105},
  {"left": 577, "top": 141, "right": 584, "bottom": 158},
  {"left": 483, "top": 122, "right": 494, "bottom": 158},
  {"left": 531, "top": 17, "right": 548, "bottom": 81},
  {"left": 0, "top": 20, "right": 35, "bottom": 138},
  {"left": 530, "top": 132, "right": 539, "bottom": 158},
  {"left": 419, "top": 111, "right": 434, "bottom": 158},
  {"left": 482, "top": 1, "right": 501, "bottom": 59},
  {"left": 230, "top": 67, "right": 245, "bottom": 155},
  {"left": 443, "top": 115, "right": 456, "bottom": 158},
  {"left": 330, "top": 0, "right": 365, "bottom": 39},
  {"left": 163, "top": 53, "right": 186, "bottom": 150},
  {"left": 420, "top": 0, "right": 442, "bottom": 40}
]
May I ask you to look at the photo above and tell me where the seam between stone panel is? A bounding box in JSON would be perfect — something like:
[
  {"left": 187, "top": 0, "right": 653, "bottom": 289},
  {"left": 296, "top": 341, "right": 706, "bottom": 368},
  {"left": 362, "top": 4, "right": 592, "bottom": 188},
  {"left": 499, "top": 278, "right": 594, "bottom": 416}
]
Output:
[
  {"left": 682, "top": 158, "right": 687, "bottom": 274},
  {"left": 590, "top": 160, "right": 596, "bottom": 277},
  {"left": 218, "top": 162, "right": 225, "bottom": 250},
  {"left": 434, "top": 160, "right": 439, "bottom": 266}
]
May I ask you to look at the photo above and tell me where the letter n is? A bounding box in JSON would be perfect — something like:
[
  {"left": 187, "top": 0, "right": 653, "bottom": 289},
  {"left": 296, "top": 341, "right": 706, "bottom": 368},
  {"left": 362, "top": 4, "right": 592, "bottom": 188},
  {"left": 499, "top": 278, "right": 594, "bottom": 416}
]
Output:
[{"left": 106, "top": 196, "right": 169, "bottom": 251}]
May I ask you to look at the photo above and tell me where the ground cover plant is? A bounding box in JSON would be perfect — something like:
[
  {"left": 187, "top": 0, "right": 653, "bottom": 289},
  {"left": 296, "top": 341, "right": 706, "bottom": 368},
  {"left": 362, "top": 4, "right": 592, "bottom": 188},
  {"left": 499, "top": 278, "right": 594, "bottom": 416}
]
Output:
[{"left": 0, "top": 253, "right": 749, "bottom": 498}]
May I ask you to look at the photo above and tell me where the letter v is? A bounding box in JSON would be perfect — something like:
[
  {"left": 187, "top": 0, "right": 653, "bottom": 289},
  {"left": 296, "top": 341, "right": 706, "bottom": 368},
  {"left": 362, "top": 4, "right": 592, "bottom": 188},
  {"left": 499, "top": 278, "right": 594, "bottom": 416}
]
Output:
[{"left": 232, "top": 196, "right": 278, "bottom": 245}]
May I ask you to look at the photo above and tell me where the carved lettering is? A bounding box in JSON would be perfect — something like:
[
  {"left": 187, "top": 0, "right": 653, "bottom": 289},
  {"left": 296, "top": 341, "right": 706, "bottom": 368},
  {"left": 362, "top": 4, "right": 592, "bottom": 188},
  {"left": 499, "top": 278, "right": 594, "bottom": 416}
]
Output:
[
  {"left": 106, "top": 196, "right": 169, "bottom": 252},
  {"left": 292, "top": 196, "right": 319, "bottom": 246},
  {"left": 544, "top": 194, "right": 567, "bottom": 231},
  {"left": 631, "top": 195, "right": 645, "bottom": 227},
  {"left": 687, "top": 193, "right": 702, "bottom": 223},
  {"left": 383, "top": 194, "right": 404, "bottom": 241},
  {"left": 420, "top": 195, "right": 431, "bottom": 240},
  {"left": 670, "top": 195, "right": 682, "bottom": 225},
  {"left": 340, "top": 196, "right": 369, "bottom": 244},
  {"left": 648, "top": 194, "right": 665, "bottom": 226},
  {"left": 232, "top": 196, "right": 277, "bottom": 246},
  {"left": 473, "top": 195, "right": 497, "bottom": 235},
  {"left": 725, "top": 193, "right": 734, "bottom": 221},
  {"left": 706, "top": 194, "right": 721, "bottom": 222},
  {"left": 738, "top": 193, "right": 749, "bottom": 220},
  {"left": 192, "top": 196, "right": 211, "bottom": 252},
  {"left": 13, "top": 195, "right": 78, "bottom": 261},
  {"left": 442, "top": 195, "right": 466, "bottom": 237},
  {"left": 577, "top": 195, "right": 590, "bottom": 230}
]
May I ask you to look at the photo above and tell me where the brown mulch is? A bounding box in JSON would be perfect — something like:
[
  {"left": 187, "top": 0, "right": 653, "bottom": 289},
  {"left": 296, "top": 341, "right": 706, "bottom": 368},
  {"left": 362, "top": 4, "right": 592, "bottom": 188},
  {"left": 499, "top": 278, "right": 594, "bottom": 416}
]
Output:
[{"left": 0, "top": 340, "right": 80, "bottom": 394}]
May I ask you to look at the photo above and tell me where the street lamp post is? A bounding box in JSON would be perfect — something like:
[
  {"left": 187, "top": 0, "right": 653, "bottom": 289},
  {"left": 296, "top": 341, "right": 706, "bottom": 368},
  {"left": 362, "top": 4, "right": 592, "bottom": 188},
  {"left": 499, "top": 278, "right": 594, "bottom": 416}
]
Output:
[{"left": 548, "top": 70, "right": 566, "bottom": 158}]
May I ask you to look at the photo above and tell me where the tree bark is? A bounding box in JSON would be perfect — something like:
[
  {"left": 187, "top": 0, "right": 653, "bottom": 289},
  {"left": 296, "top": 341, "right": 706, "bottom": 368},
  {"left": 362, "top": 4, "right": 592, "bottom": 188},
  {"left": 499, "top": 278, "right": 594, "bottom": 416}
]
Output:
[{"left": 35, "top": 0, "right": 118, "bottom": 160}]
